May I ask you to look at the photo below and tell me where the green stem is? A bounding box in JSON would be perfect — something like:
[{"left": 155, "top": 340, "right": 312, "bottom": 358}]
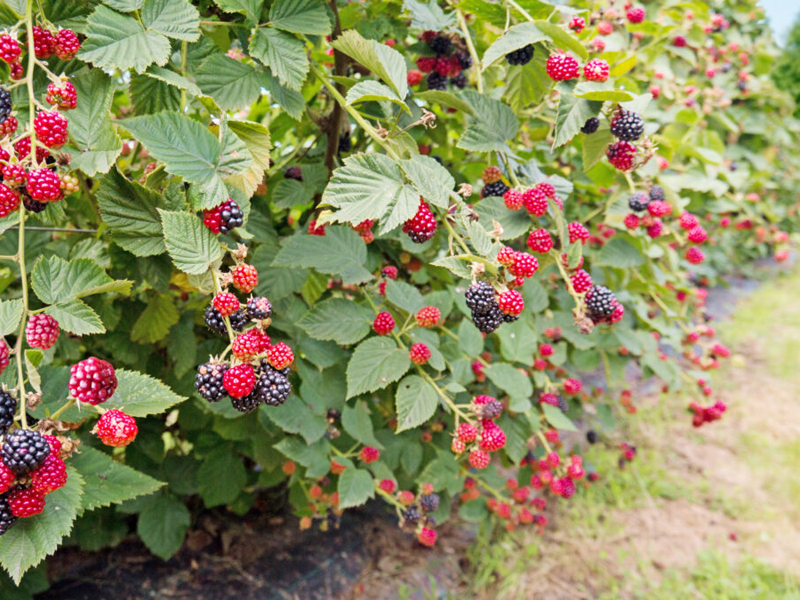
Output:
[
  {"left": 210, "top": 269, "right": 236, "bottom": 343},
  {"left": 50, "top": 397, "right": 76, "bottom": 421},
  {"left": 455, "top": 8, "right": 483, "bottom": 93},
  {"left": 505, "top": 0, "right": 536, "bottom": 22},
  {"left": 442, "top": 216, "right": 472, "bottom": 256}
]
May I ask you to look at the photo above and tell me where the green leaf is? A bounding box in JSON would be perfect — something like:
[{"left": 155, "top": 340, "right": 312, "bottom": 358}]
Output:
[
  {"left": 474, "top": 196, "right": 531, "bottom": 240},
  {"left": 79, "top": 5, "right": 170, "bottom": 73},
  {"left": 104, "top": 0, "right": 144, "bottom": 10},
  {"left": 0, "top": 469, "right": 84, "bottom": 584},
  {"left": 250, "top": 28, "right": 309, "bottom": 91},
  {"left": 403, "top": 0, "right": 455, "bottom": 31},
  {"left": 195, "top": 53, "right": 266, "bottom": 111},
  {"left": 71, "top": 447, "right": 164, "bottom": 513},
  {"left": 137, "top": 492, "right": 190, "bottom": 560},
  {"left": 346, "top": 336, "right": 411, "bottom": 399},
  {"left": 196, "top": 447, "right": 248, "bottom": 506},
  {"left": 385, "top": 281, "right": 425, "bottom": 314},
  {"left": 504, "top": 51, "right": 550, "bottom": 111},
  {"left": 262, "top": 398, "right": 327, "bottom": 444},
  {"left": 458, "top": 319, "right": 484, "bottom": 356},
  {"left": 297, "top": 298, "right": 373, "bottom": 345},
  {"left": 458, "top": 90, "right": 519, "bottom": 153},
  {"left": 553, "top": 81, "right": 602, "bottom": 149},
  {"left": 415, "top": 90, "right": 475, "bottom": 115},
  {"left": 141, "top": 0, "right": 200, "bottom": 41},
  {"left": 273, "top": 227, "right": 371, "bottom": 285},
  {"left": 332, "top": 30, "right": 407, "bottom": 99},
  {"left": 398, "top": 155, "right": 454, "bottom": 209},
  {"left": 430, "top": 256, "right": 472, "bottom": 278},
  {"left": 269, "top": 0, "right": 331, "bottom": 35},
  {"left": 97, "top": 168, "right": 166, "bottom": 256},
  {"left": 596, "top": 237, "right": 645, "bottom": 268},
  {"left": 266, "top": 76, "right": 305, "bottom": 120},
  {"left": 481, "top": 22, "right": 547, "bottom": 69},
  {"left": 65, "top": 70, "right": 122, "bottom": 176},
  {"left": 45, "top": 300, "right": 104, "bottom": 336},
  {"left": 337, "top": 468, "right": 375, "bottom": 509},
  {"left": 395, "top": 375, "right": 438, "bottom": 432},
  {"left": 130, "top": 72, "right": 181, "bottom": 114},
  {"left": 0, "top": 299, "right": 23, "bottom": 336},
  {"left": 225, "top": 120, "right": 271, "bottom": 198},
  {"left": 117, "top": 112, "right": 252, "bottom": 205},
  {"left": 534, "top": 20, "right": 588, "bottom": 60},
  {"left": 342, "top": 401, "right": 383, "bottom": 448},
  {"left": 541, "top": 403, "right": 578, "bottom": 431},
  {"left": 130, "top": 292, "right": 179, "bottom": 343},
  {"left": 158, "top": 210, "right": 223, "bottom": 275},
  {"left": 573, "top": 81, "right": 634, "bottom": 102},
  {"left": 346, "top": 80, "right": 408, "bottom": 112},
  {"left": 143, "top": 66, "right": 203, "bottom": 97},
  {"left": 101, "top": 369, "right": 186, "bottom": 417},
  {"left": 321, "top": 153, "right": 420, "bottom": 235},
  {"left": 485, "top": 363, "right": 532, "bottom": 406},
  {"left": 213, "top": 0, "right": 263, "bottom": 24},
  {"left": 31, "top": 256, "right": 131, "bottom": 305}
]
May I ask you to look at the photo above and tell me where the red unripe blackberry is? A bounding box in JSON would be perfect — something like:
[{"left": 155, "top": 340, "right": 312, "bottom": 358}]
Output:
[
  {"left": 583, "top": 58, "right": 609, "bottom": 82},
  {"left": 416, "top": 56, "right": 436, "bottom": 73},
  {"left": 624, "top": 213, "right": 640, "bottom": 229},
  {"left": 569, "top": 17, "right": 585, "bottom": 32},
  {"left": 498, "top": 290, "right": 524, "bottom": 316},
  {"left": 503, "top": 189, "right": 523, "bottom": 211},
  {"left": 597, "top": 21, "right": 613, "bottom": 35},
  {"left": 381, "top": 265, "right": 398, "bottom": 279},
  {"left": 527, "top": 229, "right": 553, "bottom": 253},
  {"left": 409, "top": 343, "right": 431, "bottom": 365},
  {"left": 687, "top": 225, "right": 707, "bottom": 243},
  {"left": 1, "top": 163, "right": 26, "bottom": 186},
  {"left": 647, "top": 200, "right": 672, "bottom": 217},
  {"left": 402, "top": 199, "right": 437, "bottom": 243},
  {"left": 627, "top": 7, "right": 645, "bottom": 23},
  {"left": 415, "top": 306, "right": 441, "bottom": 328},
  {"left": 468, "top": 449, "right": 490, "bottom": 469},
  {"left": 496, "top": 246, "right": 516, "bottom": 267},
  {"left": 686, "top": 247, "right": 705, "bottom": 264},
  {"left": 606, "top": 141, "right": 636, "bottom": 171},
  {"left": 540, "top": 343, "right": 553, "bottom": 357},
  {"left": 568, "top": 222, "right": 590, "bottom": 244},
  {"left": 546, "top": 54, "right": 580, "bottom": 81},
  {"left": 352, "top": 219, "right": 373, "bottom": 233},
  {"left": 360, "top": 446, "right": 380, "bottom": 464},
  {"left": 30, "top": 454, "right": 68, "bottom": 494},
  {"left": 457, "top": 422, "right": 478, "bottom": 443},
  {"left": 54, "top": 29, "right": 81, "bottom": 60},
  {"left": 246, "top": 296, "right": 272, "bottom": 321},
  {"left": 33, "top": 111, "right": 69, "bottom": 149},
  {"left": 646, "top": 219, "right": 663, "bottom": 238},
  {"left": 509, "top": 252, "right": 538, "bottom": 278},
  {"left": 267, "top": 342, "right": 294, "bottom": 370},
  {"left": 0, "top": 115, "right": 17, "bottom": 137},
  {"left": 674, "top": 35, "right": 687, "bottom": 47},
  {"left": 232, "top": 329, "right": 270, "bottom": 360},
  {"left": 69, "top": 357, "right": 117, "bottom": 405},
  {"left": 25, "top": 314, "right": 60, "bottom": 350},
  {"left": 0, "top": 35, "right": 21, "bottom": 64},
  {"left": 8, "top": 487, "right": 45, "bottom": 517},
  {"left": 0, "top": 461, "right": 14, "bottom": 494},
  {"left": 31, "top": 26, "right": 56, "bottom": 59},
  {"left": 195, "top": 362, "right": 229, "bottom": 403},
  {"left": 451, "top": 438, "right": 466, "bottom": 453},
  {"left": 407, "top": 69, "right": 423, "bottom": 86},
  {"left": 679, "top": 212, "right": 699, "bottom": 230},
  {"left": 482, "top": 166, "right": 502, "bottom": 184},
  {"left": 231, "top": 263, "right": 258, "bottom": 293},
  {"left": 95, "top": 409, "right": 138, "bottom": 447},
  {"left": 379, "top": 479, "right": 396, "bottom": 493},
  {"left": 26, "top": 169, "right": 62, "bottom": 202},
  {"left": 522, "top": 186, "right": 547, "bottom": 216},
  {"left": 14, "top": 137, "right": 50, "bottom": 163},
  {"left": 561, "top": 477, "right": 576, "bottom": 499},
  {"left": 418, "top": 527, "right": 437, "bottom": 547},
  {"left": 0, "top": 184, "right": 20, "bottom": 218},
  {"left": 223, "top": 364, "right": 257, "bottom": 398},
  {"left": 373, "top": 311, "right": 395, "bottom": 335},
  {"left": 213, "top": 292, "right": 239, "bottom": 317},
  {"left": 479, "top": 421, "right": 506, "bottom": 451},
  {"left": 8, "top": 61, "right": 22, "bottom": 80}
]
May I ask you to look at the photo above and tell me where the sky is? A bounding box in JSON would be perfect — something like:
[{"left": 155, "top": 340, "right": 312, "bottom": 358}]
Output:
[{"left": 761, "top": 0, "right": 800, "bottom": 45}]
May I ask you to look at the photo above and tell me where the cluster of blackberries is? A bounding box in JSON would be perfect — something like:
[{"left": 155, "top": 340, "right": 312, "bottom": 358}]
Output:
[
  {"left": 480, "top": 166, "right": 510, "bottom": 199},
  {"left": 506, "top": 44, "right": 534, "bottom": 66},
  {"left": 628, "top": 186, "right": 664, "bottom": 212},
  {"left": 204, "top": 305, "right": 247, "bottom": 335},
  {"left": 195, "top": 359, "right": 291, "bottom": 413},
  {"left": 416, "top": 30, "right": 473, "bottom": 91},
  {"left": 202, "top": 198, "right": 244, "bottom": 235},
  {"left": 465, "top": 282, "right": 516, "bottom": 334}
]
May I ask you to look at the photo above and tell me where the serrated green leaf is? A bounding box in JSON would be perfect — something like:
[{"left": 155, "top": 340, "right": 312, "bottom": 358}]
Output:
[
  {"left": 31, "top": 256, "right": 130, "bottom": 305},
  {"left": 403, "top": 0, "right": 455, "bottom": 31},
  {"left": 273, "top": 226, "right": 371, "bottom": 285},
  {"left": 474, "top": 196, "right": 531, "bottom": 241},
  {"left": 0, "top": 299, "right": 23, "bottom": 337},
  {"left": 46, "top": 300, "right": 104, "bottom": 336},
  {"left": 541, "top": 403, "right": 578, "bottom": 431},
  {"left": 504, "top": 51, "right": 551, "bottom": 111},
  {"left": 195, "top": 53, "right": 266, "bottom": 111},
  {"left": 130, "top": 72, "right": 181, "bottom": 115},
  {"left": 385, "top": 280, "right": 425, "bottom": 314},
  {"left": 573, "top": 81, "right": 634, "bottom": 102},
  {"left": 262, "top": 398, "right": 327, "bottom": 443},
  {"left": 130, "top": 292, "right": 179, "bottom": 343},
  {"left": 143, "top": 66, "right": 203, "bottom": 97},
  {"left": 297, "top": 298, "right": 373, "bottom": 345},
  {"left": 71, "top": 446, "right": 164, "bottom": 513},
  {"left": 415, "top": 90, "right": 475, "bottom": 115},
  {"left": 225, "top": 120, "right": 271, "bottom": 198},
  {"left": 430, "top": 255, "right": 472, "bottom": 278},
  {"left": 266, "top": 76, "right": 305, "bottom": 120},
  {"left": 583, "top": 119, "right": 614, "bottom": 171},
  {"left": 481, "top": 22, "right": 547, "bottom": 69},
  {"left": 337, "top": 467, "right": 375, "bottom": 509},
  {"left": 196, "top": 447, "right": 248, "bottom": 506},
  {"left": 0, "top": 469, "right": 84, "bottom": 584},
  {"left": 596, "top": 237, "right": 645, "bottom": 268},
  {"left": 213, "top": 0, "right": 263, "bottom": 24},
  {"left": 395, "top": 375, "right": 438, "bottom": 432},
  {"left": 99, "top": 369, "right": 186, "bottom": 417},
  {"left": 342, "top": 401, "right": 383, "bottom": 448},
  {"left": 272, "top": 178, "right": 314, "bottom": 209},
  {"left": 104, "top": 0, "right": 143, "bottom": 10},
  {"left": 398, "top": 155, "right": 454, "bottom": 209},
  {"left": 485, "top": 363, "right": 533, "bottom": 406},
  {"left": 97, "top": 168, "right": 167, "bottom": 256},
  {"left": 332, "top": 30, "right": 407, "bottom": 99},
  {"left": 250, "top": 28, "right": 308, "bottom": 91},
  {"left": 137, "top": 492, "right": 190, "bottom": 560},
  {"left": 534, "top": 20, "right": 588, "bottom": 60},
  {"left": 158, "top": 210, "right": 222, "bottom": 275},
  {"left": 269, "top": 0, "right": 330, "bottom": 35},
  {"left": 553, "top": 81, "right": 603, "bottom": 149},
  {"left": 273, "top": 437, "right": 330, "bottom": 477},
  {"left": 79, "top": 5, "right": 170, "bottom": 73},
  {"left": 458, "top": 90, "right": 519, "bottom": 153},
  {"left": 346, "top": 336, "right": 411, "bottom": 398},
  {"left": 346, "top": 80, "right": 408, "bottom": 112},
  {"left": 141, "top": 0, "right": 200, "bottom": 41},
  {"left": 251, "top": 244, "right": 307, "bottom": 301}
]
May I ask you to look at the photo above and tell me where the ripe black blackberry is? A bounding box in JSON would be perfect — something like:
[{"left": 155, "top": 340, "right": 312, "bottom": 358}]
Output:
[
  {"left": 465, "top": 281, "right": 496, "bottom": 315},
  {"left": 0, "top": 87, "right": 11, "bottom": 126},
  {"left": 478, "top": 399, "right": 503, "bottom": 419},
  {"left": 403, "top": 506, "right": 421, "bottom": 525},
  {"left": 204, "top": 306, "right": 227, "bottom": 336},
  {"left": 502, "top": 312, "right": 519, "bottom": 324},
  {"left": 450, "top": 73, "right": 468, "bottom": 89},
  {"left": 557, "top": 396, "right": 569, "bottom": 413},
  {"left": 2, "top": 429, "right": 50, "bottom": 474},
  {"left": 586, "top": 430, "right": 598, "bottom": 444},
  {"left": 284, "top": 166, "right": 302, "bottom": 181},
  {"left": 231, "top": 391, "right": 261, "bottom": 413},
  {"left": 506, "top": 44, "right": 534, "bottom": 66},
  {"left": 585, "top": 285, "right": 617, "bottom": 319},
  {"left": 628, "top": 191, "right": 650, "bottom": 212},
  {"left": 195, "top": 362, "right": 229, "bottom": 403},
  {"left": 472, "top": 305, "right": 503, "bottom": 334},
  {"left": 455, "top": 52, "right": 472, "bottom": 70},
  {"left": 481, "top": 180, "right": 509, "bottom": 198},
  {"left": 0, "top": 494, "right": 15, "bottom": 536},
  {"left": 338, "top": 130, "right": 351, "bottom": 153},
  {"left": 648, "top": 185, "right": 665, "bottom": 202},
  {"left": 427, "top": 72, "right": 447, "bottom": 91},
  {"left": 251, "top": 365, "right": 292, "bottom": 407},
  {"left": 0, "top": 389, "right": 17, "bottom": 437},
  {"left": 420, "top": 493, "right": 439, "bottom": 512},
  {"left": 429, "top": 35, "right": 452, "bottom": 56},
  {"left": 581, "top": 117, "right": 600, "bottom": 134},
  {"left": 610, "top": 109, "right": 644, "bottom": 142},
  {"left": 326, "top": 408, "right": 341, "bottom": 421},
  {"left": 246, "top": 296, "right": 272, "bottom": 321},
  {"left": 22, "top": 193, "right": 46, "bottom": 213},
  {"left": 229, "top": 309, "right": 248, "bottom": 332},
  {"left": 219, "top": 200, "right": 243, "bottom": 235}
]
